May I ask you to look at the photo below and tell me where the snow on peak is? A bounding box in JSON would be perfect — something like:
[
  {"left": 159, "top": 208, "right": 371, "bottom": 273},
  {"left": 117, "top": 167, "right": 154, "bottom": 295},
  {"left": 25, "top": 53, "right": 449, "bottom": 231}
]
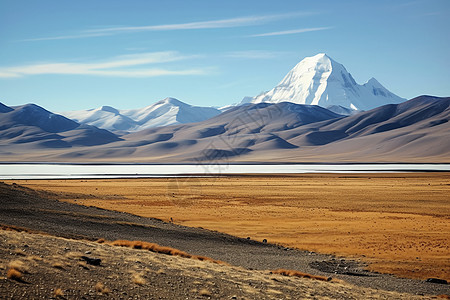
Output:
[
  {"left": 365, "top": 77, "right": 384, "bottom": 88},
  {"left": 60, "top": 97, "right": 221, "bottom": 133},
  {"left": 98, "top": 106, "right": 120, "bottom": 114},
  {"left": 243, "top": 53, "right": 405, "bottom": 111},
  {"left": 158, "top": 97, "right": 186, "bottom": 106}
]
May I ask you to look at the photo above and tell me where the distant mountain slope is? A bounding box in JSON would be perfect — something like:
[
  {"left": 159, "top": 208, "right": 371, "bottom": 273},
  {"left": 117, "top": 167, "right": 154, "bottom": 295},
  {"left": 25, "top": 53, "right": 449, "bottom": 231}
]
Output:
[
  {"left": 117, "top": 96, "right": 448, "bottom": 162},
  {"left": 0, "top": 102, "right": 121, "bottom": 148},
  {"left": 123, "top": 102, "right": 342, "bottom": 155},
  {"left": 243, "top": 53, "right": 405, "bottom": 111},
  {"left": 0, "top": 96, "right": 448, "bottom": 163},
  {"left": 61, "top": 97, "right": 221, "bottom": 133},
  {"left": 278, "top": 95, "right": 450, "bottom": 161}
]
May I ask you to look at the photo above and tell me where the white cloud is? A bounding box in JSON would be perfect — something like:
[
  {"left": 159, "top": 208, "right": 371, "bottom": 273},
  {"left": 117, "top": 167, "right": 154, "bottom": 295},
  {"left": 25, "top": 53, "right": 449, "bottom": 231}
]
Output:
[
  {"left": 0, "top": 51, "right": 208, "bottom": 78},
  {"left": 225, "top": 50, "right": 287, "bottom": 59},
  {"left": 22, "top": 12, "right": 313, "bottom": 41},
  {"left": 250, "top": 26, "right": 332, "bottom": 37},
  {"left": 89, "top": 13, "right": 306, "bottom": 33}
]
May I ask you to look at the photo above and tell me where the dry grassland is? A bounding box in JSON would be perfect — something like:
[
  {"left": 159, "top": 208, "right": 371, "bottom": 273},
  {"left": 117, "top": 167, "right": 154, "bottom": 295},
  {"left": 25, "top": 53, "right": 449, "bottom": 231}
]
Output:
[{"left": 8, "top": 173, "right": 450, "bottom": 281}]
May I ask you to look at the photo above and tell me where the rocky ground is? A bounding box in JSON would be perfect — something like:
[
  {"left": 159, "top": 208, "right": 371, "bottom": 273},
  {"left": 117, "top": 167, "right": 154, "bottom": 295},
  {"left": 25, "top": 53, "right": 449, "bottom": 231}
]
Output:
[{"left": 0, "top": 230, "right": 438, "bottom": 300}]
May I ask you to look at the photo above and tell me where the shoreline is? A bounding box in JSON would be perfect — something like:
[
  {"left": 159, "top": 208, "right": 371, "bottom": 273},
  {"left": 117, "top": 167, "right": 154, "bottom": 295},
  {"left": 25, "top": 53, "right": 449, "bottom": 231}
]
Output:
[{"left": 1, "top": 163, "right": 449, "bottom": 180}]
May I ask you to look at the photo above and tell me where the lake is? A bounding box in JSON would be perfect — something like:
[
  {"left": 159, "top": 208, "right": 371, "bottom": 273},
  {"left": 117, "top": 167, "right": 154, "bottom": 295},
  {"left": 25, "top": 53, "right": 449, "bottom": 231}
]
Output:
[{"left": 0, "top": 163, "right": 449, "bottom": 179}]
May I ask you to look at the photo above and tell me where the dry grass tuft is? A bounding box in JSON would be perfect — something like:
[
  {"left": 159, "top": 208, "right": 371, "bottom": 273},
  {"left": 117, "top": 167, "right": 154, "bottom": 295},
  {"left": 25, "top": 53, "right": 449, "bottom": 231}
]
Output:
[
  {"left": 198, "top": 288, "right": 212, "bottom": 297},
  {"left": 65, "top": 251, "right": 83, "bottom": 259},
  {"left": 6, "top": 268, "right": 22, "bottom": 281},
  {"left": 267, "top": 288, "right": 283, "bottom": 295},
  {"left": 6, "top": 260, "right": 28, "bottom": 281},
  {"left": 106, "top": 239, "right": 228, "bottom": 265},
  {"left": 26, "top": 255, "right": 43, "bottom": 262},
  {"left": 271, "top": 269, "right": 331, "bottom": 282},
  {"left": 132, "top": 273, "right": 146, "bottom": 285},
  {"left": 52, "top": 262, "right": 65, "bottom": 270},
  {"left": 12, "top": 249, "right": 26, "bottom": 256},
  {"left": 54, "top": 288, "right": 64, "bottom": 297},
  {"left": 156, "top": 268, "right": 165, "bottom": 275},
  {"left": 8, "top": 260, "right": 28, "bottom": 273},
  {"left": 94, "top": 282, "right": 110, "bottom": 294}
]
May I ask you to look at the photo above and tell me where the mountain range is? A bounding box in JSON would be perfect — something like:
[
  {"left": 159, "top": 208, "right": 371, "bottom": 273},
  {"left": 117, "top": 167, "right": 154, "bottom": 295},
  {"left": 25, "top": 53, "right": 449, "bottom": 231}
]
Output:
[
  {"left": 61, "top": 97, "right": 221, "bottom": 133},
  {"left": 0, "top": 54, "right": 448, "bottom": 163},
  {"left": 0, "top": 96, "right": 448, "bottom": 163},
  {"left": 242, "top": 53, "right": 405, "bottom": 112},
  {"left": 0, "top": 103, "right": 120, "bottom": 149},
  {"left": 58, "top": 54, "right": 405, "bottom": 133}
]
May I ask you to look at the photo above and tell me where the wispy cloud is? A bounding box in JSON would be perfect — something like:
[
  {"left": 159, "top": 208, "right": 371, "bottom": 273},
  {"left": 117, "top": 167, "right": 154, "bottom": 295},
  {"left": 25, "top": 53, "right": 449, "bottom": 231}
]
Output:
[
  {"left": 22, "top": 32, "right": 114, "bottom": 42},
  {"left": 225, "top": 50, "right": 288, "bottom": 59},
  {"left": 0, "top": 51, "right": 208, "bottom": 78},
  {"left": 250, "top": 26, "right": 332, "bottom": 37},
  {"left": 22, "top": 12, "right": 312, "bottom": 42}
]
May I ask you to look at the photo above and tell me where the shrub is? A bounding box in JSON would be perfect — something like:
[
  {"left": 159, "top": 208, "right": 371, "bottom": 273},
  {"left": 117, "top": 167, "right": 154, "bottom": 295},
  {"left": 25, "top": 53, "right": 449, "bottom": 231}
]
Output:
[
  {"left": 52, "top": 262, "right": 65, "bottom": 270},
  {"left": 8, "top": 260, "right": 27, "bottom": 273},
  {"left": 132, "top": 273, "right": 146, "bottom": 285},
  {"left": 106, "top": 239, "right": 227, "bottom": 265},
  {"left": 6, "top": 268, "right": 22, "bottom": 281},
  {"left": 199, "top": 288, "right": 212, "bottom": 297},
  {"left": 94, "top": 282, "right": 110, "bottom": 294},
  {"left": 54, "top": 288, "right": 64, "bottom": 297}
]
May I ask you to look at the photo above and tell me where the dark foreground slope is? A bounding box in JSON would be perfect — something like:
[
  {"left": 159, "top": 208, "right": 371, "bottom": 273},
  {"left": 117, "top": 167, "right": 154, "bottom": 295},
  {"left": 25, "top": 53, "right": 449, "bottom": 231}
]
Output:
[
  {"left": 1, "top": 230, "right": 430, "bottom": 300},
  {"left": 0, "top": 182, "right": 448, "bottom": 296}
]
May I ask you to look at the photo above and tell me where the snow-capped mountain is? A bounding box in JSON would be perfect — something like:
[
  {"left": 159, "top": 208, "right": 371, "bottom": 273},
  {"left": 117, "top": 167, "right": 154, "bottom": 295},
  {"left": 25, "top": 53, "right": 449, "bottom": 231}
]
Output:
[
  {"left": 242, "top": 53, "right": 405, "bottom": 111},
  {"left": 61, "top": 97, "right": 221, "bottom": 133},
  {"left": 0, "top": 102, "right": 120, "bottom": 147}
]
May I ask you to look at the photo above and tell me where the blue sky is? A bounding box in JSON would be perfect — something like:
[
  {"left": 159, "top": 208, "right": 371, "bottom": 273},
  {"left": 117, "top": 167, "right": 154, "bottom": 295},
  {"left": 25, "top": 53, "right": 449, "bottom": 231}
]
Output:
[{"left": 0, "top": 0, "right": 449, "bottom": 111}]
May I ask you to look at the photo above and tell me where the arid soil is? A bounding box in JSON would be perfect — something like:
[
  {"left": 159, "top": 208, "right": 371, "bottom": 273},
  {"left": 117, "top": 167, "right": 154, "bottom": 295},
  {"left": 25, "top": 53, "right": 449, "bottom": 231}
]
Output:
[
  {"left": 8, "top": 173, "right": 449, "bottom": 282},
  {"left": 1, "top": 180, "right": 449, "bottom": 297},
  {"left": 1, "top": 230, "right": 435, "bottom": 300}
]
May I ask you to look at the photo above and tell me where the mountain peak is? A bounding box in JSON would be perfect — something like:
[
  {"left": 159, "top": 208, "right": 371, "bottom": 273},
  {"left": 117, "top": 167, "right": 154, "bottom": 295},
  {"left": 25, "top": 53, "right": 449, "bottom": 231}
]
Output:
[
  {"left": 244, "top": 53, "right": 405, "bottom": 110},
  {"left": 61, "top": 97, "right": 221, "bottom": 132},
  {"left": 366, "top": 77, "right": 382, "bottom": 87},
  {"left": 159, "top": 97, "right": 185, "bottom": 106},
  {"left": 0, "top": 102, "right": 13, "bottom": 113},
  {"left": 310, "top": 53, "right": 329, "bottom": 59},
  {"left": 98, "top": 105, "right": 120, "bottom": 114},
  {"left": 296, "top": 53, "right": 333, "bottom": 68}
]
